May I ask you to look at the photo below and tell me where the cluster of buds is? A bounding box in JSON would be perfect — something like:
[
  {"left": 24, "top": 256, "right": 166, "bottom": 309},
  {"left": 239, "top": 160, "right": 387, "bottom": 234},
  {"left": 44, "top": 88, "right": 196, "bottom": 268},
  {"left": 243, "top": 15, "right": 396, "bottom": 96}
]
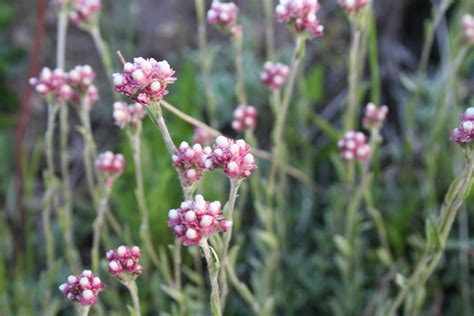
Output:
[
  {"left": 363, "top": 103, "right": 388, "bottom": 130},
  {"left": 260, "top": 61, "right": 290, "bottom": 90},
  {"left": 106, "top": 246, "right": 143, "bottom": 282},
  {"left": 275, "top": 0, "right": 324, "bottom": 38},
  {"left": 193, "top": 127, "right": 214, "bottom": 146},
  {"left": 172, "top": 142, "right": 214, "bottom": 186},
  {"left": 59, "top": 270, "right": 105, "bottom": 306},
  {"left": 207, "top": 2, "right": 239, "bottom": 28},
  {"left": 450, "top": 107, "right": 474, "bottom": 145},
  {"left": 68, "top": 65, "right": 99, "bottom": 110},
  {"left": 29, "top": 67, "right": 73, "bottom": 101},
  {"left": 338, "top": 131, "right": 371, "bottom": 161},
  {"left": 70, "top": 0, "right": 102, "bottom": 26},
  {"left": 232, "top": 105, "right": 258, "bottom": 132},
  {"left": 339, "top": 0, "right": 370, "bottom": 13},
  {"left": 96, "top": 151, "right": 125, "bottom": 185},
  {"left": 212, "top": 136, "right": 257, "bottom": 179},
  {"left": 462, "top": 14, "right": 474, "bottom": 42},
  {"left": 113, "top": 58, "right": 176, "bottom": 105},
  {"left": 168, "top": 195, "right": 232, "bottom": 246},
  {"left": 113, "top": 102, "right": 146, "bottom": 129}
]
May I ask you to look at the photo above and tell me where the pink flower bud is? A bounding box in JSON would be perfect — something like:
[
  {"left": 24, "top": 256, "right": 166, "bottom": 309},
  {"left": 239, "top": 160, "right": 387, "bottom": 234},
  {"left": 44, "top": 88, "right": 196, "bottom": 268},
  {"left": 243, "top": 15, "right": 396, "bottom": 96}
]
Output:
[
  {"left": 362, "top": 103, "right": 388, "bottom": 130},
  {"left": 59, "top": 270, "right": 105, "bottom": 306},
  {"left": 212, "top": 136, "right": 257, "bottom": 179},
  {"left": 70, "top": 0, "right": 102, "bottom": 26},
  {"left": 338, "top": 131, "right": 371, "bottom": 161},
  {"left": 451, "top": 107, "right": 474, "bottom": 145},
  {"left": 339, "top": 0, "right": 370, "bottom": 13},
  {"left": 462, "top": 14, "right": 474, "bottom": 42},
  {"left": 106, "top": 245, "right": 143, "bottom": 281},
  {"left": 275, "top": 0, "right": 324, "bottom": 38},
  {"left": 232, "top": 105, "right": 258, "bottom": 132},
  {"left": 207, "top": 2, "right": 239, "bottom": 27}
]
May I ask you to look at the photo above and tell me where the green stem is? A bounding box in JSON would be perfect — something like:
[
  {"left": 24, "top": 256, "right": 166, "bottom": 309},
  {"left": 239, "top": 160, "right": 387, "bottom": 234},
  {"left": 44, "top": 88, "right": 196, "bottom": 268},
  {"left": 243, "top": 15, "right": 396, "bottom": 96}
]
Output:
[
  {"left": 78, "top": 305, "right": 91, "bottom": 316},
  {"left": 262, "top": 0, "right": 276, "bottom": 61},
  {"left": 126, "top": 281, "right": 141, "bottom": 316},
  {"left": 91, "top": 185, "right": 112, "bottom": 272},
  {"left": 232, "top": 30, "right": 247, "bottom": 105},
  {"left": 343, "top": 28, "right": 362, "bottom": 131},
  {"left": 224, "top": 261, "right": 261, "bottom": 314},
  {"left": 90, "top": 25, "right": 114, "bottom": 91},
  {"left": 201, "top": 239, "right": 222, "bottom": 316}
]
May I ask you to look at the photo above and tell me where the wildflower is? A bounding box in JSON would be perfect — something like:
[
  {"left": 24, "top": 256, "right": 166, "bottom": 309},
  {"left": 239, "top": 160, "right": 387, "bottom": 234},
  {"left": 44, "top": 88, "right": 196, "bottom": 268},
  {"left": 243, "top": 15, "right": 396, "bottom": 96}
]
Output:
[
  {"left": 59, "top": 270, "right": 105, "bottom": 306},
  {"left": 29, "top": 67, "right": 73, "bottom": 101},
  {"left": 113, "top": 102, "right": 146, "bottom": 129},
  {"left": 450, "top": 107, "right": 474, "bottom": 145},
  {"left": 172, "top": 142, "right": 214, "bottom": 186},
  {"left": 212, "top": 136, "right": 257, "bottom": 179},
  {"left": 70, "top": 0, "right": 101, "bottom": 26},
  {"left": 106, "top": 246, "right": 143, "bottom": 283},
  {"left": 193, "top": 127, "right": 214, "bottom": 146},
  {"left": 113, "top": 57, "right": 176, "bottom": 105},
  {"left": 337, "top": 131, "right": 371, "bottom": 161},
  {"left": 168, "top": 195, "right": 232, "bottom": 246},
  {"left": 462, "top": 14, "right": 474, "bottom": 42},
  {"left": 207, "top": 2, "right": 239, "bottom": 28},
  {"left": 339, "top": 0, "right": 370, "bottom": 13},
  {"left": 259, "top": 61, "right": 290, "bottom": 90},
  {"left": 232, "top": 105, "right": 258, "bottom": 132},
  {"left": 363, "top": 103, "right": 388, "bottom": 130},
  {"left": 69, "top": 65, "right": 99, "bottom": 110},
  {"left": 275, "top": 0, "right": 324, "bottom": 38},
  {"left": 96, "top": 151, "right": 125, "bottom": 185}
]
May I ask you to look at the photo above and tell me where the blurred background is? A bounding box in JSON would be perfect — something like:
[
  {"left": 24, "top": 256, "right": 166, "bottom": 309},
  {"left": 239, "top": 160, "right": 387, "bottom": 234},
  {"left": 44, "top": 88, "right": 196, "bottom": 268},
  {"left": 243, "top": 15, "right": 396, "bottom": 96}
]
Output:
[{"left": 1, "top": 0, "right": 474, "bottom": 315}]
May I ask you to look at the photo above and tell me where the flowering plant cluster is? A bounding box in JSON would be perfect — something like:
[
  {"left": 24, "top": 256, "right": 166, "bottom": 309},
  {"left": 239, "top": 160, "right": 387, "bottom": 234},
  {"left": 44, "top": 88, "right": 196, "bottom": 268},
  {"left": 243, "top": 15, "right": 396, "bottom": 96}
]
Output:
[
  {"left": 168, "top": 195, "right": 231, "bottom": 246},
  {"left": 172, "top": 142, "right": 214, "bottom": 186},
  {"left": 69, "top": 0, "right": 102, "bottom": 26},
  {"left": 68, "top": 65, "right": 99, "bottom": 110},
  {"left": 462, "top": 14, "right": 474, "bottom": 42},
  {"left": 232, "top": 105, "right": 258, "bottom": 132},
  {"left": 259, "top": 61, "right": 290, "bottom": 90},
  {"left": 339, "top": 0, "right": 370, "bottom": 13},
  {"left": 95, "top": 151, "right": 125, "bottom": 185},
  {"left": 337, "top": 131, "right": 371, "bottom": 161},
  {"left": 362, "top": 102, "right": 388, "bottom": 130},
  {"left": 59, "top": 270, "right": 105, "bottom": 306},
  {"left": 113, "top": 58, "right": 176, "bottom": 105},
  {"left": 29, "top": 67, "right": 73, "bottom": 101},
  {"left": 212, "top": 136, "right": 257, "bottom": 179},
  {"left": 207, "top": 2, "right": 239, "bottom": 28},
  {"left": 106, "top": 245, "right": 143, "bottom": 281},
  {"left": 275, "top": 0, "right": 324, "bottom": 38},
  {"left": 113, "top": 102, "right": 146, "bottom": 129},
  {"left": 450, "top": 107, "right": 474, "bottom": 145}
]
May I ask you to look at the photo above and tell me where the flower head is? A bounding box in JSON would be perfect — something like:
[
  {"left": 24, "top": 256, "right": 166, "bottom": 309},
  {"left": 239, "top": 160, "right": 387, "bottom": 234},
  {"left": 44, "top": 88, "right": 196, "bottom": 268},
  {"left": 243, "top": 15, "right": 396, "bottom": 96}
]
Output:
[
  {"left": 275, "top": 0, "right": 324, "bottom": 38},
  {"left": 193, "top": 127, "right": 214, "bottom": 146},
  {"left": 462, "top": 14, "right": 474, "bottom": 42},
  {"left": 96, "top": 151, "right": 125, "bottom": 185},
  {"left": 113, "top": 102, "right": 146, "bottom": 129},
  {"left": 337, "top": 131, "right": 371, "bottom": 161},
  {"left": 59, "top": 270, "right": 105, "bottom": 306},
  {"left": 68, "top": 65, "right": 99, "bottom": 110},
  {"left": 106, "top": 245, "right": 143, "bottom": 282},
  {"left": 450, "top": 107, "right": 474, "bottom": 145},
  {"left": 70, "top": 0, "right": 101, "bottom": 26},
  {"left": 113, "top": 58, "right": 176, "bottom": 105},
  {"left": 207, "top": 2, "right": 239, "bottom": 28},
  {"left": 29, "top": 67, "right": 73, "bottom": 101},
  {"left": 339, "top": 0, "right": 370, "bottom": 13},
  {"left": 172, "top": 142, "right": 214, "bottom": 186},
  {"left": 260, "top": 61, "right": 290, "bottom": 90},
  {"left": 168, "top": 195, "right": 231, "bottom": 246},
  {"left": 363, "top": 103, "right": 388, "bottom": 130},
  {"left": 232, "top": 105, "right": 258, "bottom": 132},
  {"left": 212, "top": 136, "right": 257, "bottom": 179}
]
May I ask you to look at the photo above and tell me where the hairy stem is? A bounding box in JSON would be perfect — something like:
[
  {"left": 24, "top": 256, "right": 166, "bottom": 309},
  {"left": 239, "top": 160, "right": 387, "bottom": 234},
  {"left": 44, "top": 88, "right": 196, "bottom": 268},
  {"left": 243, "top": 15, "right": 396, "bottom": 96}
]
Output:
[
  {"left": 126, "top": 280, "right": 141, "bottom": 316},
  {"left": 91, "top": 185, "right": 112, "bottom": 272},
  {"left": 90, "top": 25, "right": 114, "bottom": 91},
  {"left": 343, "top": 28, "right": 362, "bottom": 131},
  {"left": 262, "top": 0, "right": 275, "bottom": 61},
  {"left": 232, "top": 31, "right": 247, "bottom": 105},
  {"left": 78, "top": 305, "right": 91, "bottom": 316},
  {"left": 202, "top": 239, "right": 222, "bottom": 316}
]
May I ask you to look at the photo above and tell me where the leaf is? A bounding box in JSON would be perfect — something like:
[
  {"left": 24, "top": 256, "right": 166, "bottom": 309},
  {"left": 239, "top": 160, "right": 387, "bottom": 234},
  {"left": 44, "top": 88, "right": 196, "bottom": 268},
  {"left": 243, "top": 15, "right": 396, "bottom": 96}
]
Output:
[
  {"left": 395, "top": 273, "right": 407, "bottom": 289},
  {"left": 333, "top": 235, "right": 351, "bottom": 257},
  {"left": 255, "top": 230, "right": 279, "bottom": 251},
  {"left": 425, "top": 217, "right": 443, "bottom": 251},
  {"left": 161, "top": 284, "right": 186, "bottom": 304}
]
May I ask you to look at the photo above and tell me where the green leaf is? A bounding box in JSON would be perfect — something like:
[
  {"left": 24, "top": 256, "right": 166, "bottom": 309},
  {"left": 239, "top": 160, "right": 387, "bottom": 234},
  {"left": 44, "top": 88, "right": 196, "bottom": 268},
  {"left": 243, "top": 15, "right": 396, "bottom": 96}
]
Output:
[
  {"left": 395, "top": 273, "right": 407, "bottom": 289},
  {"left": 333, "top": 235, "right": 352, "bottom": 257}
]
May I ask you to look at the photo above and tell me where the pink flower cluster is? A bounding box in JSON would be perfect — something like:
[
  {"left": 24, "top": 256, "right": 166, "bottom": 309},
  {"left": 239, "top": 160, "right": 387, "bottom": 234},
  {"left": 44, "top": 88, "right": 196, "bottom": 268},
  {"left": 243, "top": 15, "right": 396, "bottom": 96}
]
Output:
[
  {"left": 29, "top": 67, "right": 73, "bottom": 101},
  {"left": 70, "top": 0, "right": 102, "bottom": 25},
  {"left": 113, "top": 58, "right": 176, "bottom": 105},
  {"left": 450, "top": 107, "right": 474, "bottom": 145},
  {"left": 193, "top": 127, "right": 214, "bottom": 146},
  {"left": 212, "top": 136, "right": 257, "bottom": 179},
  {"left": 68, "top": 65, "right": 99, "bottom": 110},
  {"left": 172, "top": 142, "right": 214, "bottom": 186},
  {"left": 168, "top": 195, "right": 232, "bottom": 246},
  {"left": 113, "top": 102, "right": 146, "bottom": 129},
  {"left": 275, "top": 0, "right": 324, "bottom": 38},
  {"left": 339, "top": 0, "right": 370, "bottom": 12},
  {"left": 338, "top": 131, "right": 371, "bottom": 161},
  {"left": 232, "top": 105, "right": 258, "bottom": 132},
  {"left": 96, "top": 151, "right": 125, "bottom": 184},
  {"left": 260, "top": 61, "right": 290, "bottom": 90},
  {"left": 462, "top": 14, "right": 474, "bottom": 42},
  {"left": 363, "top": 103, "right": 388, "bottom": 129},
  {"left": 59, "top": 270, "right": 105, "bottom": 306},
  {"left": 207, "top": 2, "right": 239, "bottom": 27},
  {"left": 106, "top": 246, "right": 143, "bottom": 281}
]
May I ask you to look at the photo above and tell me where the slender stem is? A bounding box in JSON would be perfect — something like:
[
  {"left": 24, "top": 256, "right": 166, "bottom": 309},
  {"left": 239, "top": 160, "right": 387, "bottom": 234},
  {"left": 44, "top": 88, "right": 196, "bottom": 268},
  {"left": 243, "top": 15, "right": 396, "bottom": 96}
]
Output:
[
  {"left": 268, "top": 35, "right": 305, "bottom": 191},
  {"left": 78, "top": 305, "right": 91, "bottom": 316},
  {"left": 201, "top": 239, "right": 222, "bottom": 316},
  {"left": 173, "top": 238, "right": 183, "bottom": 291},
  {"left": 343, "top": 28, "right": 362, "bottom": 131},
  {"left": 195, "top": 0, "right": 218, "bottom": 128},
  {"left": 262, "top": 0, "right": 275, "bottom": 61},
  {"left": 458, "top": 208, "right": 471, "bottom": 316},
  {"left": 90, "top": 25, "right": 114, "bottom": 91},
  {"left": 91, "top": 185, "right": 112, "bottom": 272},
  {"left": 224, "top": 261, "right": 261, "bottom": 314},
  {"left": 56, "top": 6, "right": 68, "bottom": 69},
  {"left": 126, "top": 281, "right": 141, "bottom": 316},
  {"left": 388, "top": 149, "right": 474, "bottom": 315},
  {"left": 219, "top": 179, "right": 242, "bottom": 310},
  {"left": 232, "top": 31, "right": 247, "bottom": 105}
]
